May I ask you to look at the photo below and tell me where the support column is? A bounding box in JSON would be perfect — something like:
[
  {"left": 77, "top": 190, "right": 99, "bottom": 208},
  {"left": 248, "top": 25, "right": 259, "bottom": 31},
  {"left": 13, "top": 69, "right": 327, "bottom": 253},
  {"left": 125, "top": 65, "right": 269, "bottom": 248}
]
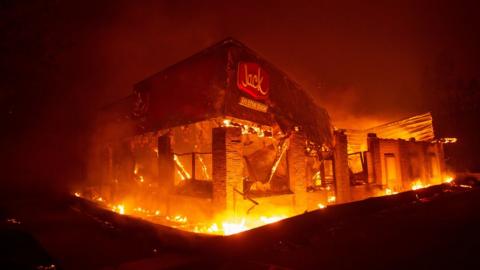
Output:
[
  {"left": 288, "top": 132, "right": 308, "bottom": 213},
  {"left": 367, "top": 133, "right": 382, "bottom": 186},
  {"left": 158, "top": 134, "right": 175, "bottom": 192},
  {"left": 334, "top": 130, "right": 351, "bottom": 203},
  {"left": 212, "top": 127, "right": 243, "bottom": 214}
]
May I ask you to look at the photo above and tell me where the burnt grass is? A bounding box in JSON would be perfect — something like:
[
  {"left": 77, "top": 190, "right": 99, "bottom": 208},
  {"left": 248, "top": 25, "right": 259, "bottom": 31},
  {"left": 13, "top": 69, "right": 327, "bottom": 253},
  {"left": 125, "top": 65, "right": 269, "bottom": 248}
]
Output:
[{"left": 1, "top": 178, "right": 480, "bottom": 270}]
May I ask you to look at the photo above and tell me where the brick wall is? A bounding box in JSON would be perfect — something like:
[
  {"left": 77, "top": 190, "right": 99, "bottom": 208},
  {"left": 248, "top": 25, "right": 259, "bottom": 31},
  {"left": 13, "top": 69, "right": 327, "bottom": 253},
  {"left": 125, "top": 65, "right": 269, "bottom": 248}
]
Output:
[
  {"left": 367, "top": 133, "right": 382, "bottom": 186},
  {"left": 366, "top": 135, "right": 447, "bottom": 190},
  {"left": 212, "top": 127, "right": 244, "bottom": 214},
  {"left": 334, "top": 130, "right": 351, "bottom": 203},
  {"left": 287, "top": 132, "right": 308, "bottom": 213},
  {"left": 157, "top": 134, "right": 175, "bottom": 192}
]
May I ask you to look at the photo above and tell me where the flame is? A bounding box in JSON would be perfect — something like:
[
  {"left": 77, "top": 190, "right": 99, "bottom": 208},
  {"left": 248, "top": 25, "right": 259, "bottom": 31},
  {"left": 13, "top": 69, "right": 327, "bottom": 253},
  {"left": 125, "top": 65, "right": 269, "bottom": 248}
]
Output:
[
  {"left": 174, "top": 154, "right": 191, "bottom": 180},
  {"left": 223, "top": 119, "right": 232, "bottom": 127},
  {"left": 74, "top": 192, "right": 290, "bottom": 235},
  {"left": 176, "top": 170, "right": 186, "bottom": 180},
  {"left": 76, "top": 174, "right": 456, "bottom": 236},
  {"left": 384, "top": 188, "right": 398, "bottom": 195},
  {"left": 327, "top": 195, "right": 336, "bottom": 203},
  {"left": 113, "top": 204, "right": 125, "bottom": 215},
  {"left": 241, "top": 124, "right": 249, "bottom": 135},
  {"left": 440, "top": 137, "right": 457, "bottom": 144},
  {"left": 192, "top": 220, "right": 250, "bottom": 235},
  {"left": 133, "top": 164, "right": 145, "bottom": 183},
  {"left": 444, "top": 175, "right": 454, "bottom": 183},
  {"left": 411, "top": 180, "right": 429, "bottom": 190},
  {"left": 207, "top": 223, "right": 219, "bottom": 233},
  {"left": 251, "top": 126, "right": 264, "bottom": 137},
  {"left": 260, "top": 215, "right": 287, "bottom": 224},
  {"left": 197, "top": 154, "right": 210, "bottom": 179},
  {"left": 166, "top": 215, "right": 188, "bottom": 224},
  {"left": 117, "top": 205, "right": 125, "bottom": 215},
  {"left": 132, "top": 207, "right": 161, "bottom": 217},
  {"left": 313, "top": 171, "right": 322, "bottom": 186},
  {"left": 221, "top": 219, "right": 247, "bottom": 235},
  {"left": 222, "top": 118, "right": 269, "bottom": 137}
]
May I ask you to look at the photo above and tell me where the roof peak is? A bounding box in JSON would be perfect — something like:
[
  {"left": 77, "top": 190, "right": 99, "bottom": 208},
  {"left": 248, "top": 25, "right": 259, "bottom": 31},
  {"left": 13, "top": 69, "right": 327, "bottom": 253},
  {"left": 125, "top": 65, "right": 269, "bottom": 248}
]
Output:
[{"left": 209, "top": 36, "right": 249, "bottom": 50}]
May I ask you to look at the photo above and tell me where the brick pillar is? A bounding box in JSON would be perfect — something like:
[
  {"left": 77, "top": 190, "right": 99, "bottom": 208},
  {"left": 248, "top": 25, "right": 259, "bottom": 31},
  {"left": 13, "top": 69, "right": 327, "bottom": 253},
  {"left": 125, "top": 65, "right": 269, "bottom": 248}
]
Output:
[
  {"left": 365, "top": 151, "right": 374, "bottom": 184},
  {"left": 158, "top": 134, "right": 175, "bottom": 192},
  {"left": 288, "top": 132, "right": 308, "bottom": 213},
  {"left": 334, "top": 130, "right": 351, "bottom": 203},
  {"left": 212, "top": 127, "right": 243, "bottom": 214},
  {"left": 367, "top": 133, "right": 382, "bottom": 186},
  {"left": 398, "top": 140, "right": 410, "bottom": 188}
]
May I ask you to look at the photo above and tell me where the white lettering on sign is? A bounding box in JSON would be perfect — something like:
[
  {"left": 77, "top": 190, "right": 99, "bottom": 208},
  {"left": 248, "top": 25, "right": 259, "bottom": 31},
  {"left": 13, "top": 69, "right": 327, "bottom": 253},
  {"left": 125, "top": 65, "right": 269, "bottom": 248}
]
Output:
[{"left": 238, "top": 96, "right": 268, "bottom": 113}]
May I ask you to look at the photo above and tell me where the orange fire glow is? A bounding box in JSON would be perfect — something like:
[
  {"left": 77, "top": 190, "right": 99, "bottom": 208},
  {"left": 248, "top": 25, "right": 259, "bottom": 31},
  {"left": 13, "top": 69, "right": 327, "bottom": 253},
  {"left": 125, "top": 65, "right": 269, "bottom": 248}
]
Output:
[
  {"left": 174, "top": 154, "right": 191, "bottom": 180},
  {"left": 75, "top": 172, "right": 455, "bottom": 235},
  {"left": 76, "top": 177, "right": 455, "bottom": 235},
  {"left": 327, "top": 195, "right": 336, "bottom": 203},
  {"left": 112, "top": 204, "right": 125, "bottom": 215},
  {"left": 443, "top": 175, "right": 454, "bottom": 183},
  {"left": 411, "top": 180, "right": 429, "bottom": 190},
  {"left": 73, "top": 192, "right": 299, "bottom": 235}
]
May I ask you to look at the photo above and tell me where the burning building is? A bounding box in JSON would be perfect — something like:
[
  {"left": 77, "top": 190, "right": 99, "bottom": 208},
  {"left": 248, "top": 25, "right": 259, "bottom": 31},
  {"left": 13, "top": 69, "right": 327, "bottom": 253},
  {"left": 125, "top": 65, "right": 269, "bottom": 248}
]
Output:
[{"left": 86, "top": 38, "right": 451, "bottom": 234}]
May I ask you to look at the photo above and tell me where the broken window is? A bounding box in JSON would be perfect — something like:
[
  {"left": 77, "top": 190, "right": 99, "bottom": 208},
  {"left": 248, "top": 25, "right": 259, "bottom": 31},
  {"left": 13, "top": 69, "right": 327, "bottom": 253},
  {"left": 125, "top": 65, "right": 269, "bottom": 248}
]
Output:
[
  {"left": 171, "top": 121, "right": 214, "bottom": 198},
  {"left": 323, "top": 159, "right": 334, "bottom": 185},
  {"left": 348, "top": 152, "right": 367, "bottom": 185},
  {"left": 131, "top": 138, "right": 159, "bottom": 186},
  {"left": 242, "top": 133, "right": 291, "bottom": 197},
  {"left": 306, "top": 151, "right": 334, "bottom": 191}
]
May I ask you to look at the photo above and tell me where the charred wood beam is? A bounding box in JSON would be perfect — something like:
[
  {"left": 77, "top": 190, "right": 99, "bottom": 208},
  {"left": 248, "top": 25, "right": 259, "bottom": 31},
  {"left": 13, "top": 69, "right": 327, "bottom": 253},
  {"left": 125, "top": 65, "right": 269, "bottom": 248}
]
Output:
[{"left": 233, "top": 188, "right": 259, "bottom": 214}]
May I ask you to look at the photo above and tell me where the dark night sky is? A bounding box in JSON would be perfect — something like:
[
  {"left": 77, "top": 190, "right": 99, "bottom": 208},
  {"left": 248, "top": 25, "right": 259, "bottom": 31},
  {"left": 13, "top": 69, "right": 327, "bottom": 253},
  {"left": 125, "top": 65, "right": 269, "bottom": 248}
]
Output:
[{"left": 1, "top": 0, "right": 479, "bottom": 190}]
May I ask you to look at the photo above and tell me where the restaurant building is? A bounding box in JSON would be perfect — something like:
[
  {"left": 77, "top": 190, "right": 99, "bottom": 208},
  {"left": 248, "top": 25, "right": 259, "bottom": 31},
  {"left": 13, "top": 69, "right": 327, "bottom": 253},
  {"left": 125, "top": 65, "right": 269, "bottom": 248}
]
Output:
[{"left": 89, "top": 38, "right": 448, "bottom": 223}]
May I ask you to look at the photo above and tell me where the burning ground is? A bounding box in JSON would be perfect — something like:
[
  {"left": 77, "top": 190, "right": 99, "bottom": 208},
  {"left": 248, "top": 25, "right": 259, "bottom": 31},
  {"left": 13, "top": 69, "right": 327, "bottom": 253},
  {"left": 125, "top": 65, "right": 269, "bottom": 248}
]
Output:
[{"left": 1, "top": 176, "right": 480, "bottom": 270}]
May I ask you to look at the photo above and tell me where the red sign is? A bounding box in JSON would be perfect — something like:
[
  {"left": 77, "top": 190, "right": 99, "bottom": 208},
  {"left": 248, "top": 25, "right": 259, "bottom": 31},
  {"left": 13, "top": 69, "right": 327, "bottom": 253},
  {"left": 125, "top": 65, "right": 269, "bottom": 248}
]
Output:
[{"left": 236, "top": 62, "right": 269, "bottom": 99}]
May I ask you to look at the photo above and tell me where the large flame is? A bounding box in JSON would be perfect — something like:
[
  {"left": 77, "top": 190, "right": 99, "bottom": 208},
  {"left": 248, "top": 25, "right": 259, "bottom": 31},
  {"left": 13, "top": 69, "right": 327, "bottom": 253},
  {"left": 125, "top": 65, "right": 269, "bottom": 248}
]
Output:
[{"left": 75, "top": 173, "right": 457, "bottom": 235}]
